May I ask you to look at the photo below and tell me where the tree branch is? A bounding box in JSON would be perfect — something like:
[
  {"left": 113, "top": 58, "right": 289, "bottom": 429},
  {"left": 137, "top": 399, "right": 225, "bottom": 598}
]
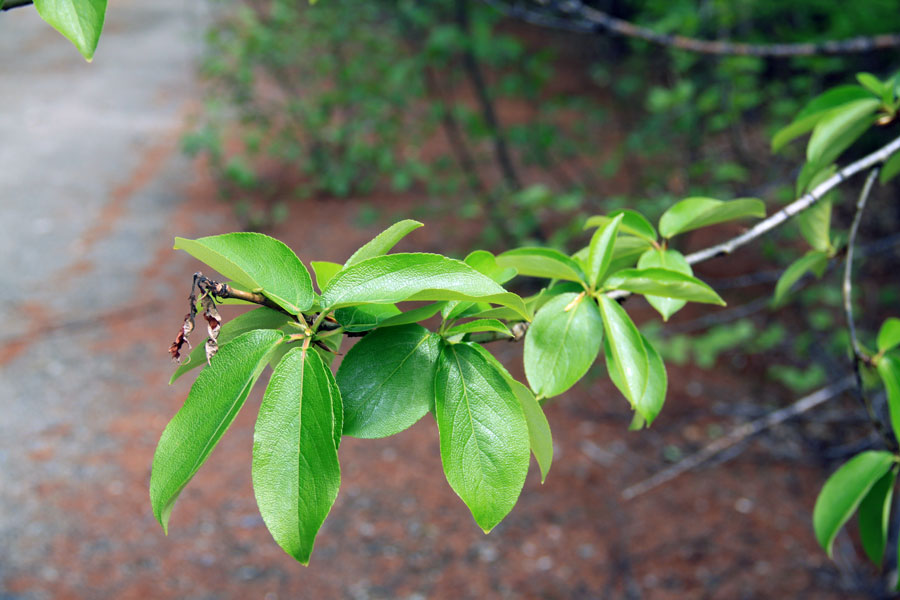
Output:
[{"left": 0, "top": 0, "right": 34, "bottom": 11}]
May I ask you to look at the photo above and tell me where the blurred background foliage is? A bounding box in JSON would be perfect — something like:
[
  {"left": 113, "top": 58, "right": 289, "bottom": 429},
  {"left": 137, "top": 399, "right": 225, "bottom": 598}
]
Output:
[{"left": 183, "top": 0, "right": 900, "bottom": 396}]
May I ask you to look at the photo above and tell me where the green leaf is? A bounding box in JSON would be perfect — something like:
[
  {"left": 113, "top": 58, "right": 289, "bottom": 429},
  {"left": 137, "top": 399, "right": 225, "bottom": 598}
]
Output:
[
  {"left": 807, "top": 99, "right": 880, "bottom": 165},
  {"left": 170, "top": 307, "right": 293, "bottom": 384},
  {"left": 878, "top": 353, "right": 900, "bottom": 442},
  {"left": 444, "top": 319, "right": 511, "bottom": 338},
  {"left": 858, "top": 467, "right": 896, "bottom": 566},
  {"left": 336, "top": 324, "right": 441, "bottom": 438},
  {"left": 772, "top": 250, "right": 829, "bottom": 307},
  {"left": 585, "top": 210, "right": 657, "bottom": 244},
  {"left": 34, "top": 0, "right": 107, "bottom": 61},
  {"left": 635, "top": 334, "right": 667, "bottom": 425},
  {"left": 151, "top": 329, "right": 284, "bottom": 533},
  {"left": 334, "top": 304, "right": 402, "bottom": 332},
  {"left": 464, "top": 250, "right": 517, "bottom": 284},
  {"left": 796, "top": 198, "right": 833, "bottom": 252},
  {"left": 772, "top": 85, "right": 872, "bottom": 152},
  {"left": 175, "top": 233, "right": 314, "bottom": 315},
  {"left": 321, "top": 354, "right": 343, "bottom": 450},
  {"left": 311, "top": 261, "right": 343, "bottom": 292},
  {"left": 598, "top": 295, "right": 648, "bottom": 405},
  {"left": 321, "top": 253, "right": 530, "bottom": 320},
  {"left": 344, "top": 219, "right": 423, "bottom": 267},
  {"left": 524, "top": 293, "right": 604, "bottom": 399},
  {"left": 495, "top": 247, "right": 585, "bottom": 283},
  {"left": 813, "top": 450, "right": 895, "bottom": 557},
  {"left": 604, "top": 268, "right": 725, "bottom": 306},
  {"left": 658, "top": 197, "right": 766, "bottom": 239},
  {"left": 252, "top": 346, "right": 341, "bottom": 565},
  {"left": 376, "top": 302, "right": 447, "bottom": 328},
  {"left": 434, "top": 343, "right": 530, "bottom": 532},
  {"left": 880, "top": 152, "right": 900, "bottom": 185},
  {"left": 878, "top": 318, "right": 900, "bottom": 353},
  {"left": 856, "top": 73, "right": 887, "bottom": 99},
  {"left": 586, "top": 213, "right": 624, "bottom": 289},
  {"left": 636, "top": 249, "right": 693, "bottom": 321}
]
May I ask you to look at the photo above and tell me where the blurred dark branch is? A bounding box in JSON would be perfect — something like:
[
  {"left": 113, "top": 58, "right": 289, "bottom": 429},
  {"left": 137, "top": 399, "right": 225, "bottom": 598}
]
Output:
[
  {"left": 483, "top": 0, "right": 900, "bottom": 57},
  {"left": 1, "top": 0, "right": 33, "bottom": 10}
]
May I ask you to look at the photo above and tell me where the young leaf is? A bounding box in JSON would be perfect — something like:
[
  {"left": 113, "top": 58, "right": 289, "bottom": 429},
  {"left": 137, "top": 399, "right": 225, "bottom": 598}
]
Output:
[
  {"left": 604, "top": 333, "right": 666, "bottom": 425},
  {"left": 813, "top": 450, "right": 895, "bottom": 557},
  {"left": 807, "top": 99, "right": 880, "bottom": 165},
  {"left": 252, "top": 346, "right": 341, "bottom": 565},
  {"left": 344, "top": 219, "right": 423, "bottom": 267},
  {"left": 585, "top": 210, "right": 657, "bottom": 244},
  {"left": 336, "top": 324, "right": 441, "bottom": 438},
  {"left": 772, "top": 250, "right": 829, "bottom": 308},
  {"left": 434, "top": 343, "right": 530, "bottom": 532},
  {"left": 151, "top": 329, "right": 284, "bottom": 533},
  {"left": 658, "top": 197, "right": 765, "bottom": 239},
  {"left": 880, "top": 151, "right": 900, "bottom": 185},
  {"left": 311, "top": 261, "right": 343, "bottom": 292},
  {"left": 524, "top": 292, "right": 604, "bottom": 399},
  {"left": 321, "top": 253, "right": 530, "bottom": 320},
  {"left": 170, "top": 307, "right": 293, "bottom": 384},
  {"left": 877, "top": 354, "right": 900, "bottom": 440},
  {"left": 335, "top": 304, "right": 402, "bottom": 332},
  {"left": 856, "top": 73, "right": 887, "bottom": 102},
  {"left": 598, "top": 295, "right": 648, "bottom": 405},
  {"left": 586, "top": 213, "right": 624, "bottom": 289},
  {"left": 603, "top": 268, "right": 725, "bottom": 306},
  {"left": 637, "top": 249, "right": 692, "bottom": 321},
  {"left": 772, "top": 85, "right": 872, "bottom": 152},
  {"left": 877, "top": 318, "right": 900, "bottom": 354},
  {"left": 34, "top": 0, "right": 107, "bottom": 61},
  {"left": 174, "top": 233, "right": 314, "bottom": 314},
  {"left": 795, "top": 198, "right": 833, "bottom": 253},
  {"left": 444, "top": 319, "right": 511, "bottom": 338},
  {"left": 495, "top": 247, "right": 585, "bottom": 283},
  {"left": 465, "top": 250, "right": 517, "bottom": 284},
  {"left": 858, "top": 467, "right": 896, "bottom": 566}
]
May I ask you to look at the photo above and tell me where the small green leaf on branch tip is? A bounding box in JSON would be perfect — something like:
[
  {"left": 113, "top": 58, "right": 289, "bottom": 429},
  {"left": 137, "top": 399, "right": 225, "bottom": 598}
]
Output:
[
  {"left": 524, "top": 293, "right": 603, "bottom": 399},
  {"left": 813, "top": 450, "right": 895, "bottom": 558},
  {"left": 637, "top": 249, "right": 692, "bottom": 321},
  {"left": 604, "top": 268, "right": 725, "bottom": 306},
  {"left": 658, "top": 197, "right": 765, "bottom": 239},
  {"left": 174, "top": 233, "right": 314, "bottom": 314},
  {"left": 34, "top": 0, "right": 107, "bottom": 61},
  {"left": 252, "top": 346, "right": 341, "bottom": 564},
  {"left": 151, "top": 329, "right": 284, "bottom": 533},
  {"left": 772, "top": 85, "right": 871, "bottom": 152},
  {"left": 858, "top": 467, "right": 896, "bottom": 566},
  {"left": 434, "top": 343, "right": 530, "bottom": 533},
  {"left": 311, "top": 261, "right": 343, "bottom": 292},
  {"left": 444, "top": 319, "right": 511, "bottom": 338},
  {"left": 170, "top": 307, "right": 293, "bottom": 384},
  {"left": 772, "top": 250, "right": 829, "bottom": 308},
  {"left": 877, "top": 318, "right": 900, "bottom": 354},
  {"left": 344, "top": 219, "right": 423, "bottom": 267},
  {"left": 856, "top": 72, "right": 888, "bottom": 99},
  {"left": 586, "top": 213, "right": 623, "bottom": 289},
  {"left": 336, "top": 324, "right": 440, "bottom": 438},
  {"left": 598, "top": 295, "right": 648, "bottom": 406},
  {"left": 585, "top": 210, "right": 657, "bottom": 244},
  {"left": 321, "top": 253, "right": 530, "bottom": 321},
  {"left": 880, "top": 152, "right": 900, "bottom": 185},
  {"left": 495, "top": 247, "right": 585, "bottom": 283},
  {"left": 877, "top": 353, "right": 900, "bottom": 443},
  {"left": 807, "top": 98, "right": 881, "bottom": 165}
]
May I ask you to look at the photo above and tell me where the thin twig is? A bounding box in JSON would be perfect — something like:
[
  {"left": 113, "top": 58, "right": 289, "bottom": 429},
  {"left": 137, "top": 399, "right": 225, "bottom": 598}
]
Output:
[
  {"left": 621, "top": 376, "right": 855, "bottom": 501},
  {"left": 0, "top": 0, "right": 34, "bottom": 11},
  {"left": 483, "top": 0, "right": 900, "bottom": 57}
]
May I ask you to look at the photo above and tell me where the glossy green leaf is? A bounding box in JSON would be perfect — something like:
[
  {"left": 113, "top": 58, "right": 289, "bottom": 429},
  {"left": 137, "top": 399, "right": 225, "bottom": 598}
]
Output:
[
  {"left": 334, "top": 304, "right": 402, "bottom": 332},
  {"left": 252, "top": 346, "right": 341, "bottom": 565},
  {"left": 434, "top": 343, "right": 530, "bottom": 532},
  {"left": 34, "top": 0, "right": 107, "bottom": 61},
  {"left": 658, "top": 197, "right": 766, "bottom": 239},
  {"left": 170, "top": 307, "right": 294, "bottom": 384},
  {"left": 856, "top": 73, "right": 887, "bottom": 99},
  {"left": 604, "top": 333, "right": 666, "bottom": 425},
  {"left": 586, "top": 214, "right": 624, "bottom": 289},
  {"left": 344, "top": 219, "right": 423, "bottom": 267},
  {"left": 604, "top": 268, "right": 725, "bottom": 306},
  {"left": 772, "top": 85, "right": 872, "bottom": 152},
  {"left": 878, "top": 353, "right": 900, "bottom": 442},
  {"left": 336, "top": 324, "right": 441, "bottom": 438},
  {"left": 524, "top": 293, "right": 604, "bottom": 399},
  {"left": 175, "top": 233, "right": 314, "bottom": 314},
  {"left": 878, "top": 318, "right": 900, "bottom": 353},
  {"left": 321, "top": 253, "right": 529, "bottom": 320},
  {"left": 376, "top": 302, "right": 446, "bottom": 328},
  {"left": 772, "top": 250, "right": 829, "bottom": 307},
  {"left": 495, "top": 247, "right": 585, "bottom": 283},
  {"left": 598, "top": 295, "right": 648, "bottom": 405},
  {"left": 311, "top": 261, "right": 343, "bottom": 292},
  {"left": 858, "top": 467, "right": 896, "bottom": 566},
  {"left": 151, "top": 329, "right": 284, "bottom": 533},
  {"left": 465, "top": 250, "right": 517, "bottom": 284},
  {"left": 637, "top": 249, "right": 693, "bottom": 321},
  {"left": 880, "top": 152, "right": 900, "bottom": 185},
  {"left": 796, "top": 198, "right": 833, "bottom": 253},
  {"left": 813, "top": 450, "right": 895, "bottom": 557},
  {"left": 585, "top": 210, "right": 657, "bottom": 244},
  {"left": 807, "top": 99, "right": 880, "bottom": 165},
  {"left": 444, "top": 319, "right": 511, "bottom": 338},
  {"left": 321, "top": 353, "right": 343, "bottom": 450}
]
